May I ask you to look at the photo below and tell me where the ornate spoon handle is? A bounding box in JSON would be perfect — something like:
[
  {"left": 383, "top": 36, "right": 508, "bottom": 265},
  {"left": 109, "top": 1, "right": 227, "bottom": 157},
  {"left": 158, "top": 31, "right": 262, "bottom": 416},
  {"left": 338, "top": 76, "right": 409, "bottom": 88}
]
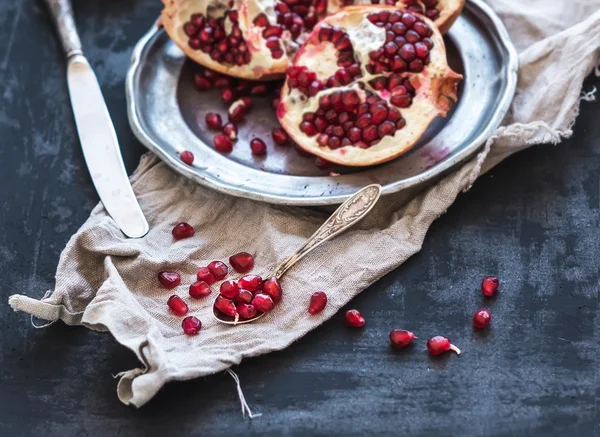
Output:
[{"left": 270, "top": 184, "right": 382, "bottom": 279}]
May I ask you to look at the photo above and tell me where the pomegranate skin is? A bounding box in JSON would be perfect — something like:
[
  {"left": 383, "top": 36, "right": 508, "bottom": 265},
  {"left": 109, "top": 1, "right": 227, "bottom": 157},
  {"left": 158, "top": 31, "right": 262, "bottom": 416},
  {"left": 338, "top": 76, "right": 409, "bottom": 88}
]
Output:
[
  {"left": 389, "top": 330, "right": 415, "bottom": 349},
  {"left": 481, "top": 276, "right": 500, "bottom": 297},
  {"left": 158, "top": 271, "right": 181, "bottom": 289},
  {"left": 229, "top": 252, "right": 255, "bottom": 273},
  {"left": 252, "top": 293, "right": 275, "bottom": 313},
  {"left": 262, "top": 277, "right": 283, "bottom": 303},
  {"left": 344, "top": 309, "right": 365, "bottom": 327},
  {"left": 308, "top": 291, "right": 327, "bottom": 314},
  {"left": 167, "top": 295, "right": 189, "bottom": 316},
  {"left": 182, "top": 316, "right": 202, "bottom": 335},
  {"left": 472, "top": 309, "right": 491, "bottom": 329}
]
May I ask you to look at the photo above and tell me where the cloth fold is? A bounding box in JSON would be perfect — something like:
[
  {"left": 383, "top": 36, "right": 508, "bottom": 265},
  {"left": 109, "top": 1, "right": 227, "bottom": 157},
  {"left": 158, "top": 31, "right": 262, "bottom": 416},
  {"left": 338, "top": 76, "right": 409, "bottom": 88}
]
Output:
[{"left": 9, "top": 0, "right": 600, "bottom": 407}]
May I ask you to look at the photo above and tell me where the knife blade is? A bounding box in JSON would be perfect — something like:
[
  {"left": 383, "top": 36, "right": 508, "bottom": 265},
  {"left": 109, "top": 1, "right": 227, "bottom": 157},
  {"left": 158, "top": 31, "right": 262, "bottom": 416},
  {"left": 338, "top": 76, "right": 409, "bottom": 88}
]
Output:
[{"left": 66, "top": 55, "right": 149, "bottom": 238}]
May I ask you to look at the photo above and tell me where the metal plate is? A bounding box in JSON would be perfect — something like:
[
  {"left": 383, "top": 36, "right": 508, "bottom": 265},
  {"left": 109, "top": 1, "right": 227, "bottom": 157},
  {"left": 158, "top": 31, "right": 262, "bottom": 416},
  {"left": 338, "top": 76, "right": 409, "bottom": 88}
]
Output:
[{"left": 126, "top": 0, "right": 518, "bottom": 206}]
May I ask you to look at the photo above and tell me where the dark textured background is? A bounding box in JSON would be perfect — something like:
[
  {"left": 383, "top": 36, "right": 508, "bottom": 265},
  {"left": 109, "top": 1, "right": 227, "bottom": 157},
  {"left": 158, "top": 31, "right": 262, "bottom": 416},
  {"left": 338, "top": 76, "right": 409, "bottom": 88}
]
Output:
[{"left": 0, "top": 1, "right": 598, "bottom": 436}]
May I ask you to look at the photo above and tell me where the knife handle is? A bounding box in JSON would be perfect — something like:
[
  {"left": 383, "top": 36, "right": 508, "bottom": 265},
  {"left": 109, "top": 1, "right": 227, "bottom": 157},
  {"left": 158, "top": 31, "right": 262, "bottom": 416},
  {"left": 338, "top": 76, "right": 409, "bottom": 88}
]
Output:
[{"left": 42, "top": 0, "right": 83, "bottom": 59}]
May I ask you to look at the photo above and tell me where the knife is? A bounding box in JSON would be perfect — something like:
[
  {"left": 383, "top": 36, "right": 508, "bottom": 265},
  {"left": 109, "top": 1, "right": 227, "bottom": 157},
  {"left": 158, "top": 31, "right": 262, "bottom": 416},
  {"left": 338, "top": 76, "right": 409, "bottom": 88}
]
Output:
[{"left": 43, "top": 0, "right": 149, "bottom": 238}]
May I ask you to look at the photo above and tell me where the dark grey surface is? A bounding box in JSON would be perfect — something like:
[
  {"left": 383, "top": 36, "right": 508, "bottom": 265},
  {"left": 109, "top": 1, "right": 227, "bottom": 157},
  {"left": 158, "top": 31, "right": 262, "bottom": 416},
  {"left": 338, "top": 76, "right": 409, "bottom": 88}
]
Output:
[{"left": 0, "top": 1, "right": 598, "bottom": 436}]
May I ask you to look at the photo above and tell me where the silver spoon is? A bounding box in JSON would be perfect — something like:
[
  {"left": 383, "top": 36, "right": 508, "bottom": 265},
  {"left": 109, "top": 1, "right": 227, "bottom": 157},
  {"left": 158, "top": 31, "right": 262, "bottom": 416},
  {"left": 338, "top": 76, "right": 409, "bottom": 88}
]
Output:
[{"left": 213, "top": 184, "right": 382, "bottom": 325}]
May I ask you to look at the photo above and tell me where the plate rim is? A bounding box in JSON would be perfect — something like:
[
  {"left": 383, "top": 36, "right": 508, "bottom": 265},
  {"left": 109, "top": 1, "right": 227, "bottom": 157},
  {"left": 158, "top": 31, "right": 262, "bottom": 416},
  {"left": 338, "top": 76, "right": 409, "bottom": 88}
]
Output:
[{"left": 125, "top": 0, "right": 518, "bottom": 206}]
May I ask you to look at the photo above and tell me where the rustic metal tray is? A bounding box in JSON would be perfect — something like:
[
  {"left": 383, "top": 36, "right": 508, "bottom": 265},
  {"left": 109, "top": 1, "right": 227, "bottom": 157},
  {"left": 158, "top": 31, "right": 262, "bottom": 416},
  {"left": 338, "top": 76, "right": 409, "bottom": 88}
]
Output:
[{"left": 126, "top": 0, "right": 517, "bottom": 206}]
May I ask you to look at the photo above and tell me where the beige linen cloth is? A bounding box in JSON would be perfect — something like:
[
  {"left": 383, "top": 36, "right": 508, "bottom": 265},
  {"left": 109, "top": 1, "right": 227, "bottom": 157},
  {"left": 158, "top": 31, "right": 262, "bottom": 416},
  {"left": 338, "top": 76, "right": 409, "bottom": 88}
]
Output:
[{"left": 9, "top": 0, "right": 600, "bottom": 408}]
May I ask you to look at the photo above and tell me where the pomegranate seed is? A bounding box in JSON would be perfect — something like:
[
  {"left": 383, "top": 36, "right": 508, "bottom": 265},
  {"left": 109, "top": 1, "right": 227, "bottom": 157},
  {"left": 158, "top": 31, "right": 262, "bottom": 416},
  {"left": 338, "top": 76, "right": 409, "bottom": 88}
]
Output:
[
  {"left": 189, "top": 280, "right": 211, "bottom": 298},
  {"left": 237, "top": 303, "right": 258, "bottom": 319},
  {"left": 234, "top": 289, "right": 254, "bottom": 304},
  {"left": 250, "top": 138, "right": 267, "bottom": 155},
  {"left": 214, "top": 134, "right": 233, "bottom": 153},
  {"left": 205, "top": 112, "right": 222, "bottom": 129},
  {"left": 196, "top": 267, "right": 216, "bottom": 285},
  {"left": 252, "top": 293, "right": 275, "bottom": 313},
  {"left": 194, "top": 75, "right": 211, "bottom": 91},
  {"left": 426, "top": 336, "right": 461, "bottom": 356},
  {"left": 262, "top": 277, "right": 282, "bottom": 303},
  {"left": 389, "top": 330, "right": 415, "bottom": 349},
  {"left": 167, "top": 295, "right": 188, "bottom": 316},
  {"left": 221, "top": 88, "right": 237, "bottom": 105},
  {"left": 308, "top": 291, "right": 327, "bottom": 314},
  {"left": 214, "top": 77, "right": 232, "bottom": 88},
  {"left": 473, "top": 309, "right": 491, "bottom": 329},
  {"left": 207, "top": 261, "right": 228, "bottom": 280},
  {"left": 238, "top": 275, "right": 263, "bottom": 292},
  {"left": 182, "top": 316, "right": 202, "bottom": 335},
  {"left": 229, "top": 252, "right": 254, "bottom": 273},
  {"left": 223, "top": 122, "right": 238, "bottom": 140},
  {"left": 215, "top": 295, "right": 238, "bottom": 317},
  {"left": 228, "top": 99, "right": 247, "bottom": 122},
  {"left": 344, "top": 309, "right": 365, "bottom": 327},
  {"left": 250, "top": 84, "right": 269, "bottom": 95},
  {"left": 180, "top": 150, "right": 194, "bottom": 165},
  {"left": 481, "top": 276, "right": 499, "bottom": 297},
  {"left": 172, "top": 222, "right": 195, "bottom": 240},
  {"left": 272, "top": 127, "right": 289, "bottom": 145},
  {"left": 315, "top": 157, "right": 334, "bottom": 170},
  {"left": 158, "top": 272, "right": 181, "bottom": 289},
  {"left": 220, "top": 280, "right": 240, "bottom": 299}
]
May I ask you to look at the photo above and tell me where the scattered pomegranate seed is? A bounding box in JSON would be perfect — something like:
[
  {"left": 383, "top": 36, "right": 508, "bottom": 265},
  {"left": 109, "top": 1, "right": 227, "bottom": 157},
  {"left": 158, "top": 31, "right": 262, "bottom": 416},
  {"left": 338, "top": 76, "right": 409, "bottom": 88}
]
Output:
[
  {"left": 237, "top": 303, "right": 258, "bottom": 319},
  {"left": 344, "top": 309, "right": 365, "bottom": 327},
  {"left": 272, "top": 127, "right": 289, "bottom": 145},
  {"left": 182, "top": 316, "right": 202, "bottom": 335},
  {"left": 426, "top": 336, "right": 461, "bottom": 356},
  {"left": 250, "top": 138, "right": 267, "bottom": 155},
  {"left": 221, "top": 88, "right": 237, "bottom": 105},
  {"left": 481, "top": 276, "right": 500, "bottom": 297},
  {"left": 252, "top": 293, "right": 275, "bottom": 313},
  {"left": 220, "top": 280, "right": 240, "bottom": 299},
  {"left": 189, "top": 280, "right": 211, "bottom": 298},
  {"left": 205, "top": 112, "right": 223, "bottom": 130},
  {"left": 389, "top": 330, "right": 415, "bottom": 349},
  {"left": 196, "top": 267, "right": 216, "bottom": 285},
  {"left": 214, "top": 134, "right": 233, "bottom": 153},
  {"left": 308, "top": 291, "right": 327, "bottom": 314},
  {"left": 180, "top": 150, "right": 194, "bottom": 165},
  {"left": 158, "top": 271, "right": 181, "bottom": 289},
  {"left": 473, "top": 309, "right": 491, "bottom": 329},
  {"left": 172, "top": 222, "right": 195, "bottom": 240},
  {"left": 315, "top": 157, "right": 334, "bottom": 170},
  {"left": 167, "top": 295, "right": 189, "bottom": 316},
  {"left": 262, "top": 277, "right": 282, "bottom": 303},
  {"left": 223, "top": 122, "right": 238, "bottom": 140},
  {"left": 215, "top": 295, "right": 238, "bottom": 317},
  {"left": 194, "top": 74, "right": 211, "bottom": 91},
  {"left": 207, "top": 261, "right": 228, "bottom": 280},
  {"left": 238, "top": 275, "right": 263, "bottom": 292},
  {"left": 234, "top": 289, "right": 254, "bottom": 304},
  {"left": 229, "top": 252, "right": 254, "bottom": 273}
]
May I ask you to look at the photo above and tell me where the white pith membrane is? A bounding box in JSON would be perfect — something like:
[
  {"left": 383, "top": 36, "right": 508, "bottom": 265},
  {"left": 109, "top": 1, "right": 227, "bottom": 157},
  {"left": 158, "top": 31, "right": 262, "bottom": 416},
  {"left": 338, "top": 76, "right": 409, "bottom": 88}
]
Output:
[
  {"left": 161, "top": 0, "right": 325, "bottom": 80},
  {"left": 277, "top": 6, "right": 462, "bottom": 166}
]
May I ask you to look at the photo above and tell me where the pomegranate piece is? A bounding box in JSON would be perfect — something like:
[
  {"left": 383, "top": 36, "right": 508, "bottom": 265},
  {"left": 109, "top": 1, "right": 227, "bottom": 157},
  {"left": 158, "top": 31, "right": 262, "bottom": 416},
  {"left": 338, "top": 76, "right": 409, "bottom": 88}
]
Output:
[
  {"left": 389, "top": 330, "right": 415, "bottom": 349},
  {"left": 158, "top": 271, "right": 181, "bottom": 289},
  {"left": 262, "top": 277, "right": 282, "bottom": 303},
  {"left": 473, "top": 309, "right": 491, "bottom": 329},
  {"left": 315, "top": 157, "right": 334, "bottom": 170},
  {"left": 237, "top": 303, "right": 258, "bottom": 320},
  {"left": 223, "top": 122, "right": 238, "bottom": 140},
  {"left": 229, "top": 252, "right": 254, "bottom": 273},
  {"left": 182, "top": 316, "right": 202, "bottom": 335},
  {"left": 234, "top": 289, "right": 254, "bottom": 304},
  {"left": 238, "top": 275, "right": 263, "bottom": 292},
  {"left": 189, "top": 280, "right": 211, "bottom": 299},
  {"left": 167, "top": 295, "right": 189, "bottom": 316},
  {"left": 250, "top": 138, "right": 267, "bottom": 155},
  {"left": 308, "top": 291, "right": 327, "bottom": 314},
  {"left": 207, "top": 261, "right": 228, "bottom": 280},
  {"left": 252, "top": 293, "right": 275, "bottom": 313},
  {"left": 214, "top": 134, "right": 233, "bottom": 153},
  {"left": 220, "top": 280, "right": 240, "bottom": 299},
  {"left": 228, "top": 98, "right": 250, "bottom": 122},
  {"left": 196, "top": 267, "right": 216, "bottom": 285},
  {"left": 272, "top": 127, "right": 289, "bottom": 145},
  {"left": 180, "top": 150, "right": 194, "bottom": 165},
  {"left": 344, "top": 309, "right": 365, "bottom": 327},
  {"left": 205, "top": 112, "right": 223, "bottom": 130},
  {"left": 215, "top": 295, "right": 238, "bottom": 317},
  {"left": 426, "top": 335, "right": 461, "bottom": 355},
  {"left": 172, "top": 222, "right": 195, "bottom": 240},
  {"left": 481, "top": 276, "right": 500, "bottom": 297}
]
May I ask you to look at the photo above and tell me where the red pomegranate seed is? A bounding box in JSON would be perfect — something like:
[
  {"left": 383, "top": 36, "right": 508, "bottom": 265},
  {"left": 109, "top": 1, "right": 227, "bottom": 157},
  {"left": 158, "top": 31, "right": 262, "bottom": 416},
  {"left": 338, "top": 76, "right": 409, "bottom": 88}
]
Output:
[
  {"left": 158, "top": 271, "right": 181, "bottom": 289},
  {"left": 182, "top": 315, "right": 202, "bottom": 335},
  {"left": 228, "top": 100, "right": 248, "bottom": 122},
  {"left": 426, "top": 336, "right": 461, "bottom": 356},
  {"left": 221, "top": 88, "right": 237, "bottom": 105},
  {"left": 215, "top": 295, "right": 238, "bottom": 317},
  {"left": 481, "top": 276, "right": 499, "bottom": 297},
  {"left": 214, "top": 77, "right": 232, "bottom": 88},
  {"left": 189, "top": 280, "right": 211, "bottom": 298},
  {"left": 250, "top": 138, "right": 267, "bottom": 155},
  {"left": 238, "top": 275, "right": 263, "bottom": 292},
  {"left": 207, "top": 261, "right": 228, "bottom": 280},
  {"left": 196, "top": 267, "right": 216, "bottom": 285},
  {"left": 344, "top": 309, "right": 365, "bottom": 327},
  {"left": 389, "top": 330, "right": 415, "bottom": 349},
  {"left": 272, "top": 127, "right": 289, "bottom": 145},
  {"left": 223, "top": 122, "right": 238, "bottom": 140},
  {"left": 252, "top": 293, "right": 275, "bottom": 313},
  {"left": 180, "top": 150, "right": 194, "bottom": 165},
  {"left": 172, "top": 222, "right": 195, "bottom": 240},
  {"left": 194, "top": 75, "right": 211, "bottom": 91},
  {"left": 214, "top": 134, "right": 233, "bottom": 153},
  {"left": 229, "top": 252, "right": 254, "bottom": 273},
  {"left": 473, "top": 309, "right": 491, "bottom": 329},
  {"left": 234, "top": 289, "right": 254, "bottom": 304},
  {"left": 315, "top": 157, "right": 334, "bottom": 170},
  {"left": 167, "top": 295, "right": 188, "bottom": 316},
  {"left": 220, "top": 280, "right": 240, "bottom": 299},
  {"left": 237, "top": 303, "right": 258, "bottom": 319},
  {"left": 308, "top": 291, "right": 327, "bottom": 314},
  {"left": 250, "top": 84, "right": 269, "bottom": 95},
  {"left": 262, "top": 277, "right": 282, "bottom": 303},
  {"left": 205, "top": 112, "right": 223, "bottom": 129}
]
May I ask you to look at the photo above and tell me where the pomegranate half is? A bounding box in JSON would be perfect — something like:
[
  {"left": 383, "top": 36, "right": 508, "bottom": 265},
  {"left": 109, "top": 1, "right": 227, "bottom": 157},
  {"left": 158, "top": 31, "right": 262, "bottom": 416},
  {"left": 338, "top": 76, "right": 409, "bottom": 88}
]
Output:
[
  {"left": 277, "top": 5, "right": 462, "bottom": 166},
  {"left": 161, "top": 0, "right": 327, "bottom": 80}
]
